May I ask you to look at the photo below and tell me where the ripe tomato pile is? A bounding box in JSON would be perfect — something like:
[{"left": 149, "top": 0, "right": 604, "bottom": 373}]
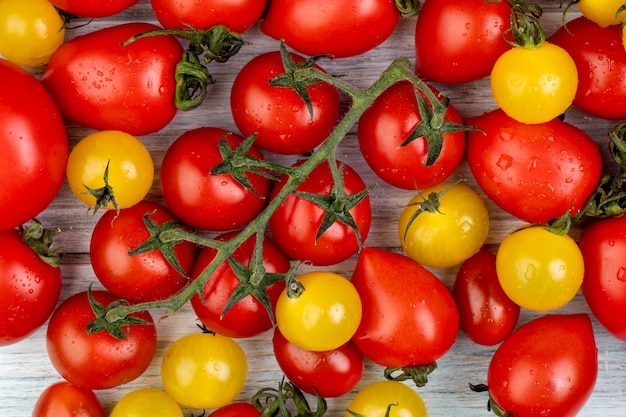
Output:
[{"left": 2, "top": 1, "right": 626, "bottom": 416}]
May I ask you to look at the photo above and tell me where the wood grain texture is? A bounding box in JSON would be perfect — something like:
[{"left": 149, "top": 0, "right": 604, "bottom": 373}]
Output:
[{"left": 1, "top": 1, "right": 624, "bottom": 416}]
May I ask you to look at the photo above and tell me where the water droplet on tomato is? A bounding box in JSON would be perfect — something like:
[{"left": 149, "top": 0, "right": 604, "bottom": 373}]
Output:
[
  {"left": 496, "top": 154, "right": 513, "bottom": 171},
  {"left": 616, "top": 267, "right": 626, "bottom": 282}
]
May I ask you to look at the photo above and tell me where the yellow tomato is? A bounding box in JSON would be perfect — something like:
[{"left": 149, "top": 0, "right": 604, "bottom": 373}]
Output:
[
  {"left": 576, "top": 0, "right": 626, "bottom": 27},
  {"left": 496, "top": 225, "right": 584, "bottom": 311},
  {"left": 490, "top": 42, "right": 578, "bottom": 124},
  {"left": 345, "top": 380, "right": 427, "bottom": 417},
  {"left": 0, "top": 0, "right": 65, "bottom": 67},
  {"left": 161, "top": 333, "right": 248, "bottom": 410},
  {"left": 398, "top": 181, "right": 490, "bottom": 269},
  {"left": 275, "top": 271, "right": 362, "bottom": 352},
  {"left": 109, "top": 388, "right": 183, "bottom": 417},
  {"left": 66, "top": 130, "right": 154, "bottom": 212}
]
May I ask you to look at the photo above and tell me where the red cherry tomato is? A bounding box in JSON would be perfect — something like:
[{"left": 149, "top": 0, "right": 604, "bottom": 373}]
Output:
[
  {"left": 48, "top": 0, "right": 139, "bottom": 17},
  {"left": 209, "top": 402, "right": 261, "bottom": 417},
  {"left": 32, "top": 382, "right": 105, "bottom": 417}
]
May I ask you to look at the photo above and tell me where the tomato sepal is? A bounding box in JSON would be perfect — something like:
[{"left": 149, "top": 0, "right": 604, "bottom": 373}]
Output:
[
  {"left": 85, "top": 287, "right": 152, "bottom": 339},
  {"left": 251, "top": 379, "right": 327, "bottom": 417},
  {"left": 384, "top": 362, "right": 438, "bottom": 388},
  {"left": 469, "top": 383, "right": 516, "bottom": 417},
  {"left": 20, "top": 221, "right": 65, "bottom": 267},
  {"left": 395, "top": 0, "right": 420, "bottom": 17}
]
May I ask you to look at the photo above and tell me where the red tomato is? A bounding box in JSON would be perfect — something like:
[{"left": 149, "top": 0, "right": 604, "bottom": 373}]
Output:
[
  {"left": 550, "top": 16, "right": 626, "bottom": 120},
  {"left": 0, "top": 58, "right": 67, "bottom": 231},
  {"left": 160, "top": 127, "right": 271, "bottom": 231},
  {"left": 466, "top": 109, "right": 603, "bottom": 224},
  {"left": 260, "top": 0, "right": 400, "bottom": 58},
  {"left": 579, "top": 215, "right": 626, "bottom": 341},
  {"left": 190, "top": 232, "right": 289, "bottom": 338},
  {"left": 209, "top": 402, "right": 261, "bottom": 417},
  {"left": 414, "top": 0, "right": 511, "bottom": 83},
  {"left": 48, "top": 0, "right": 139, "bottom": 17},
  {"left": 150, "top": 0, "right": 266, "bottom": 33},
  {"left": 269, "top": 160, "right": 371, "bottom": 266},
  {"left": 46, "top": 290, "right": 157, "bottom": 390},
  {"left": 357, "top": 80, "right": 466, "bottom": 190},
  {"left": 487, "top": 314, "right": 598, "bottom": 417},
  {"left": 32, "top": 382, "right": 105, "bottom": 417},
  {"left": 0, "top": 226, "right": 62, "bottom": 346},
  {"left": 230, "top": 50, "right": 341, "bottom": 155},
  {"left": 41, "top": 22, "right": 183, "bottom": 136},
  {"left": 272, "top": 327, "right": 363, "bottom": 398},
  {"left": 90, "top": 200, "right": 198, "bottom": 304},
  {"left": 453, "top": 247, "right": 520, "bottom": 346},
  {"left": 350, "top": 247, "right": 459, "bottom": 369}
]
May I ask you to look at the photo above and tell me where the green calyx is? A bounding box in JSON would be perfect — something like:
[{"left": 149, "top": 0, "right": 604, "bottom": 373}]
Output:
[
  {"left": 505, "top": 0, "right": 545, "bottom": 48},
  {"left": 384, "top": 362, "right": 438, "bottom": 388},
  {"left": 20, "top": 221, "right": 65, "bottom": 268},
  {"left": 252, "top": 379, "right": 327, "bottom": 417}
]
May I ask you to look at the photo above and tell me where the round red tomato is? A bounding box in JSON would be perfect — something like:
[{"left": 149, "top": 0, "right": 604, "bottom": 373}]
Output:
[
  {"left": 41, "top": 22, "right": 183, "bottom": 136},
  {"left": 487, "top": 314, "right": 598, "bottom": 417},
  {"left": 190, "top": 232, "right": 289, "bottom": 338},
  {"left": 160, "top": 127, "right": 271, "bottom": 231},
  {"left": 230, "top": 50, "right": 341, "bottom": 155},
  {"left": 46, "top": 290, "right": 157, "bottom": 390},
  {"left": 260, "top": 0, "right": 400, "bottom": 58},
  {"left": 0, "top": 226, "right": 62, "bottom": 346},
  {"left": 32, "top": 382, "right": 105, "bottom": 417},
  {"left": 150, "top": 0, "right": 266, "bottom": 33},
  {"left": 0, "top": 58, "right": 67, "bottom": 231},
  {"left": 269, "top": 159, "right": 371, "bottom": 266},
  {"left": 48, "top": 0, "right": 139, "bottom": 17},
  {"left": 272, "top": 327, "right": 363, "bottom": 398},
  {"left": 358, "top": 80, "right": 466, "bottom": 190},
  {"left": 550, "top": 15, "right": 626, "bottom": 120},
  {"left": 579, "top": 215, "right": 626, "bottom": 341},
  {"left": 209, "top": 402, "right": 260, "bottom": 417},
  {"left": 466, "top": 108, "right": 603, "bottom": 224},
  {"left": 90, "top": 200, "right": 198, "bottom": 304},
  {"left": 350, "top": 247, "right": 459, "bottom": 370},
  {"left": 453, "top": 247, "right": 520, "bottom": 346},
  {"left": 414, "top": 0, "right": 511, "bottom": 84}
]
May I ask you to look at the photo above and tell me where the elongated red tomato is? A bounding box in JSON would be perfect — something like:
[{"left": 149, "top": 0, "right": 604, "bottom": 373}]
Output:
[
  {"left": 0, "top": 58, "right": 67, "bottom": 231},
  {"left": 41, "top": 22, "right": 183, "bottom": 136},
  {"left": 49, "top": 0, "right": 139, "bottom": 17}
]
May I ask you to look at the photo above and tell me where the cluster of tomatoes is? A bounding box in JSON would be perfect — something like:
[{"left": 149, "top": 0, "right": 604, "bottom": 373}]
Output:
[{"left": 3, "top": 0, "right": 626, "bottom": 416}]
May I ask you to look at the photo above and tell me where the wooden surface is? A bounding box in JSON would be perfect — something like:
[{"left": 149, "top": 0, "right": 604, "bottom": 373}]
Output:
[{"left": 1, "top": 1, "right": 624, "bottom": 416}]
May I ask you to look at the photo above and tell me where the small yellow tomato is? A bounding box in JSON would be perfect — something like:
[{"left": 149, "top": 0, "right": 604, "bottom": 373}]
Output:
[
  {"left": 275, "top": 271, "right": 362, "bottom": 352},
  {"left": 345, "top": 380, "right": 427, "bottom": 417},
  {"left": 109, "top": 388, "right": 183, "bottom": 417},
  {"left": 496, "top": 225, "right": 584, "bottom": 311},
  {"left": 490, "top": 42, "right": 578, "bottom": 124},
  {"left": 66, "top": 130, "right": 154, "bottom": 212},
  {"left": 398, "top": 181, "right": 490, "bottom": 269},
  {"left": 161, "top": 333, "right": 248, "bottom": 410},
  {"left": 0, "top": 0, "right": 65, "bottom": 67},
  {"left": 576, "top": 0, "right": 626, "bottom": 27}
]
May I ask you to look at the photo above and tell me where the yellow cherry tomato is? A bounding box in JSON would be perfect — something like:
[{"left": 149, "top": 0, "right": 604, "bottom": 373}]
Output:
[
  {"left": 496, "top": 225, "right": 584, "bottom": 311},
  {"left": 275, "top": 271, "right": 362, "bottom": 352},
  {"left": 0, "top": 0, "right": 65, "bottom": 67},
  {"left": 161, "top": 333, "right": 248, "bottom": 410},
  {"left": 490, "top": 42, "right": 578, "bottom": 124},
  {"left": 66, "top": 130, "right": 154, "bottom": 212},
  {"left": 109, "top": 388, "right": 183, "bottom": 417},
  {"left": 345, "top": 380, "right": 427, "bottom": 417},
  {"left": 576, "top": 0, "right": 626, "bottom": 27},
  {"left": 398, "top": 181, "right": 490, "bottom": 269}
]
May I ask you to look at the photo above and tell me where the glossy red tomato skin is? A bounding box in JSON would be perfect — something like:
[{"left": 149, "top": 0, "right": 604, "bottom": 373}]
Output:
[
  {"left": 550, "top": 16, "right": 626, "bottom": 120},
  {"left": 160, "top": 127, "right": 271, "bottom": 231},
  {"left": 466, "top": 109, "right": 602, "bottom": 224},
  {"left": 230, "top": 51, "right": 341, "bottom": 155},
  {"left": 48, "top": 0, "right": 139, "bottom": 17},
  {"left": 414, "top": 0, "right": 511, "bottom": 84},
  {"left": 151, "top": 0, "right": 266, "bottom": 33},
  {"left": 41, "top": 22, "right": 183, "bottom": 136},
  {"left": 190, "top": 232, "right": 289, "bottom": 338},
  {"left": 488, "top": 314, "right": 598, "bottom": 417},
  {"left": 0, "top": 59, "right": 68, "bottom": 231},
  {"left": 272, "top": 327, "right": 364, "bottom": 398},
  {"left": 453, "top": 247, "right": 520, "bottom": 346},
  {"left": 350, "top": 247, "right": 459, "bottom": 368},
  {"left": 358, "top": 81, "right": 466, "bottom": 189},
  {"left": 579, "top": 215, "right": 626, "bottom": 340},
  {"left": 46, "top": 290, "right": 157, "bottom": 390},
  {"left": 269, "top": 160, "right": 371, "bottom": 266},
  {"left": 260, "top": 0, "right": 400, "bottom": 58},
  {"left": 0, "top": 229, "right": 62, "bottom": 346},
  {"left": 209, "top": 402, "right": 261, "bottom": 417},
  {"left": 32, "top": 381, "right": 105, "bottom": 417},
  {"left": 90, "top": 200, "right": 198, "bottom": 304}
]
